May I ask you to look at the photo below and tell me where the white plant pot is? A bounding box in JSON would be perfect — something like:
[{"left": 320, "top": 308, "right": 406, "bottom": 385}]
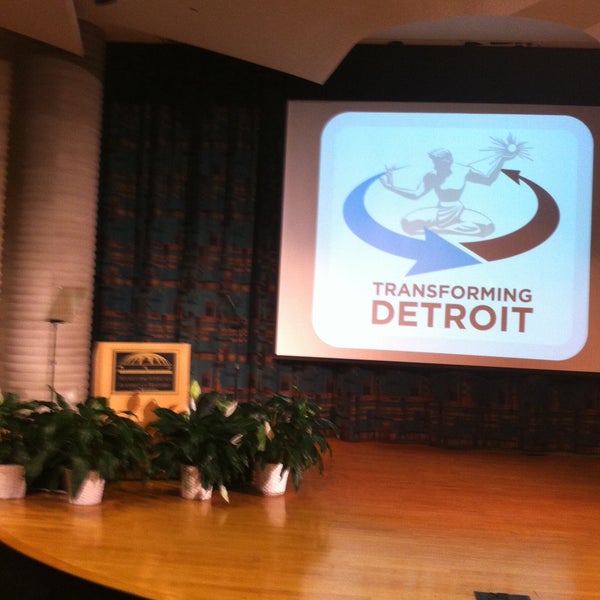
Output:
[
  {"left": 180, "top": 465, "right": 213, "bottom": 500},
  {"left": 0, "top": 464, "right": 26, "bottom": 499},
  {"left": 253, "top": 463, "right": 289, "bottom": 496},
  {"left": 65, "top": 469, "right": 106, "bottom": 506}
]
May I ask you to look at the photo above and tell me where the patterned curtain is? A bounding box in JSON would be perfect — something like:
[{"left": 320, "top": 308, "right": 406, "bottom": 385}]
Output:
[
  {"left": 94, "top": 45, "right": 339, "bottom": 409},
  {"left": 94, "top": 45, "right": 600, "bottom": 452}
]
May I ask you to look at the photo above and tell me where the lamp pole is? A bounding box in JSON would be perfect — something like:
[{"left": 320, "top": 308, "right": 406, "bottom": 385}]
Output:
[{"left": 48, "top": 318, "right": 64, "bottom": 397}]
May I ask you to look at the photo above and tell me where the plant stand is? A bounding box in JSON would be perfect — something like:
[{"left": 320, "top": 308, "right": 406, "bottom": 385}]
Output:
[
  {"left": 180, "top": 465, "right": 213, "bottom": 500},
  {"left": 65, "top": 470, "right": 105, "bottom": 505},
  {"left": 0, "top": 464, "right": 26, "bottom": 499},
  {"left": 253, "top": 463, "right": 289, "bottom": 496}
]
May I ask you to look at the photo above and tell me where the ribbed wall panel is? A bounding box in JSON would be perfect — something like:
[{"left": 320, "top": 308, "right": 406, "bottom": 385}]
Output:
[
  {"left": 0, "top": 59, "right": 11, "bottom": 379},
  {"left": 1, "top": 26, "right": 104, "bottom": 402}
]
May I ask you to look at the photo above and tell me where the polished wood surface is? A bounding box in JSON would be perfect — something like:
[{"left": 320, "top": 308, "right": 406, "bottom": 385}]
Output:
[{"left": 1, "top": 440, "right": 599, "bottom": 599}]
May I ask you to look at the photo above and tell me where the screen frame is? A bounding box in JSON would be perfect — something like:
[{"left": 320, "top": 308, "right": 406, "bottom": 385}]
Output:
[{"left": 276, "top": 100, "right": 600, "bottom": 373}]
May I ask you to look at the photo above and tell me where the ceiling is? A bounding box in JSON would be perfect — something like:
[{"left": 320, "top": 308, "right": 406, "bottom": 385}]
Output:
[{"left": 1, "top": 0, "right": 600, "bottom": 83}]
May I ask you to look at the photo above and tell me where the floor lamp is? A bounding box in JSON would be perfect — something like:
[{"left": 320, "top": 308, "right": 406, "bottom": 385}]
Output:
[{"left": 47, "top": 286, "right": 85, "bottom": 398}]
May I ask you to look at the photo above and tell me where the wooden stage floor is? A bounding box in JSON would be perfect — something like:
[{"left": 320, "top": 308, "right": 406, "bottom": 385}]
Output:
[{"left": 1, "top": 440, "right": 599, "bottom": 599}]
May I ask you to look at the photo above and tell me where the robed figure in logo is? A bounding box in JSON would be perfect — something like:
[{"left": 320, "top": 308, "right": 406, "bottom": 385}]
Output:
[{"left": 380, "top": 134, "right": 530, "bottom": 237}]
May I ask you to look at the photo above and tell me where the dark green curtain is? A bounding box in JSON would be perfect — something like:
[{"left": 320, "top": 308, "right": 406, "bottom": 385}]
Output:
[{"left": 94, "top": 44, "right": 600, "bottom": 452}]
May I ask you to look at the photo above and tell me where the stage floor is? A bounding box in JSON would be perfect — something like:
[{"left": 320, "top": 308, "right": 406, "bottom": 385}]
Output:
[{"left": 1, "top": 440, "right": 599, "bottom": 599}]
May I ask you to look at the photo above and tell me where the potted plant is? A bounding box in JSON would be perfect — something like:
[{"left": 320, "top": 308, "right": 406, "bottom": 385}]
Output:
[
  {"left": 149, "top": 382, "right": 254, "bottom": 502},
  {"left": 27, "top": 392, "right": 151, "bottom": 505},
  {"left": 0, "top": 391, "right": 41, "bottom": 499},
  {"left": 250, "top": 390, "right": 339, "bottom": 495}
]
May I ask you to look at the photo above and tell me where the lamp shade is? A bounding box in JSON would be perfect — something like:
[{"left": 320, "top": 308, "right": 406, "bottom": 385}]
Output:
[{"left": 47, "top": 286, "right": 86, "bottom": 323}]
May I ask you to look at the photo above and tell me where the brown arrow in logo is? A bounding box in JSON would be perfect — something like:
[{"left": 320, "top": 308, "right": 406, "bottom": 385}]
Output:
[{"left": 462, "top": 169, "right": 560, "bottom": 262}]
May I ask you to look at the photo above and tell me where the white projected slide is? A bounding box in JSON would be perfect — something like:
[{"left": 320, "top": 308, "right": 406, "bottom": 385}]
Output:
[{"left": 276, "top": 101, "right": 600, "bottom": 372}]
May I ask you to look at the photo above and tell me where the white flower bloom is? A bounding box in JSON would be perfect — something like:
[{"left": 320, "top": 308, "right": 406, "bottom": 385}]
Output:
[
  {"left": 219, "top": 485, "right": 230, "bottom": 503},
  {"left": 264, "top": 420, "right": 274, "bottom": 441},
  {"left": 230, "top": 433, "right": 243, "bottom": 446},
  {"left": 223, "top": 400, "right": 237, "bottom": 417},
  {"left": 190, "top": 380, "right": 201, "bottom": 401}
]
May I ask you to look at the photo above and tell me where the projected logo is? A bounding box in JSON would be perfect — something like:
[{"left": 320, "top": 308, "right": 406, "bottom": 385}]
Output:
[
  {"left": 343, "top": 136, "right": 561, "bottom": 276},
  {"left": 313, "top": 112, "right": 593, "bottom": 361}
]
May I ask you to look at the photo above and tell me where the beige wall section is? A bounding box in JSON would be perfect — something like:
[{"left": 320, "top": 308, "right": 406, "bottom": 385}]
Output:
[{"left": 0, "top": 24, "right": 105, "bottom": 402}]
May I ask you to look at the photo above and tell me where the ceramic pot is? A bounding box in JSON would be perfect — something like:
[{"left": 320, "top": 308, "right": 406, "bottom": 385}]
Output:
[
  {"left": 253, "top": 463, "right": 289, "bottom": 496},
  {"left": 0, "top": 464, "right": 26, "bottom": 499},
  {"left": 65, "top": 469, "right": 105, "bottom": 505},
  {"left": 180, "top": 465, "right": 213, "bottom": 500}
]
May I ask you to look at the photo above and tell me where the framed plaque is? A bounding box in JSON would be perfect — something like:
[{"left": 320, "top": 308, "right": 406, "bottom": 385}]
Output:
[
  {"left": 113, "top": 350, "right": 178, "bottom": 393},
  {"left": 92, "top": 342, "right": 191, "bottom": 424}
]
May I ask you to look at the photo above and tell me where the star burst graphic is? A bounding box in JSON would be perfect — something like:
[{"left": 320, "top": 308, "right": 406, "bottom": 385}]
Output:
[{"left": 482, "top": 133, "right": 533, "bottom": 161}]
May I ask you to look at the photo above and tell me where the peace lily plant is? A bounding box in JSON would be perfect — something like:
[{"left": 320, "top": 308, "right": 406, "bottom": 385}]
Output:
[
  {"left": 0, "top": 390, "right": 43, "bottom": 498},
  {"left": 250, "top": 390, "right": 339, "bottom": 493},
  {"left": 149, "top": 381, "right": 255, "bottom": 502},
  {"left": 0, "top": 391, "right": 39, "bottom": 467},
  {"left": 27, "top": 392, "right": 152, "bottom": 501}
]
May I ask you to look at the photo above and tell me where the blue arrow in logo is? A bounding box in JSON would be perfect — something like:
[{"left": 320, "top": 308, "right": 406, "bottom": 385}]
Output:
[{"left": 342, "top": 173, "right": 481, "bottom": 275}]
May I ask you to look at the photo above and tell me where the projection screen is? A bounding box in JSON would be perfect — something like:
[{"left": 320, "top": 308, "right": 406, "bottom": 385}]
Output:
[{"left": 275, "top": 101, "right": 600, "bottom": 372}]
